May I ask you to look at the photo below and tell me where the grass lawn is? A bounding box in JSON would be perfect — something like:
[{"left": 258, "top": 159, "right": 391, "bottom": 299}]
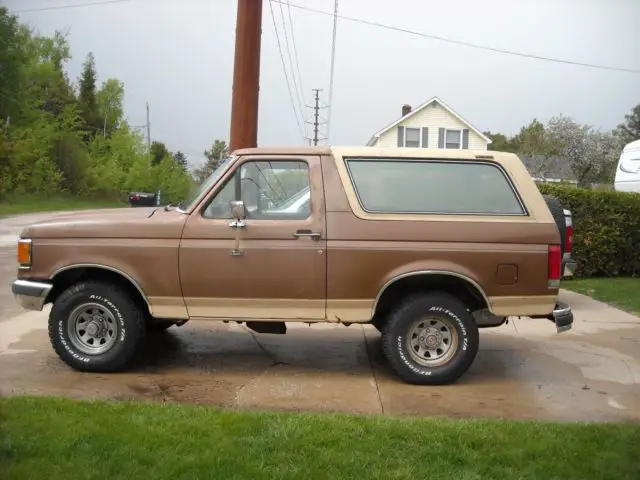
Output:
[
  {"left": 1, "top": 396, "right": 639, "bottom": 479},
  {"left": 0, "top": 194, "right": 126, "bottom": 217},
  {"left": 563, "top": 277, "right": 640, "bottom": 314}
]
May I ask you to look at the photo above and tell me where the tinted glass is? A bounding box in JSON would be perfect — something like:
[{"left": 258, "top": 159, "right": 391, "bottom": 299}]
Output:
[{"left": 346, "top": 159, "right": 525, "bottom": 215}]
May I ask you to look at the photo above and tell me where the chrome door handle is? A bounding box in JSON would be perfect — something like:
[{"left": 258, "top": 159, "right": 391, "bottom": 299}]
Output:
[{"left": 293, "top": 230, "right": 321, "bottom": 240}]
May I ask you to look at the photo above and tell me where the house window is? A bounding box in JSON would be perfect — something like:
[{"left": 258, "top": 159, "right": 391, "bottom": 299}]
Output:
[
  {"left": 404, "top": 127, "right": 421, "bottom": 148},
  {"left": 445, "top": 129, "right": 462, "bottom": 149}
]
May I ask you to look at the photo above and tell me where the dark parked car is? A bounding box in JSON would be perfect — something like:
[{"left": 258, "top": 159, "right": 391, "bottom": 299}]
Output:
[{"left": 128, "top": 191, "right": 158, "bottom": 207}]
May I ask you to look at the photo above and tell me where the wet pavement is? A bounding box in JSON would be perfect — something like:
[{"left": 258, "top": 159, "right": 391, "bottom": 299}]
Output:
[
  {"left": 1, "top": 213, "right": 640, "bottom": 422},
  {"left": 0, "top": 212, "right": 76, "bottom": 322}
]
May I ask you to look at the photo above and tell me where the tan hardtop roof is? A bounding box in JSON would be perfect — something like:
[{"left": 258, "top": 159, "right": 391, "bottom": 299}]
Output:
[
  {"left": 331, "top": 146, "right": 513, "bottom": 161},
  {"left": 234, "top": 145, "right": 518, "bottom": 164},
  {"left": 233, "top": 146, "right": 332, "bottom": 156}
]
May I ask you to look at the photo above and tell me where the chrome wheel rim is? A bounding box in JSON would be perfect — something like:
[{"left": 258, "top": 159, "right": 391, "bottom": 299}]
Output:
[
  {"left": 67, "top": 302, "right": 119, "bottom": 355},
  {"left": 406, "top": 315, "right": 458, "bottom": 367}
]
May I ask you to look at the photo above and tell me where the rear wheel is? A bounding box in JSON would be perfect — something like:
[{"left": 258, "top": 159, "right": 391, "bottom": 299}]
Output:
[
  {"left": 48, "top": 281, "right": 145, "bottom": 372},
  {"left": 381, "top": 292, "right": 479, "bottom": 385}
]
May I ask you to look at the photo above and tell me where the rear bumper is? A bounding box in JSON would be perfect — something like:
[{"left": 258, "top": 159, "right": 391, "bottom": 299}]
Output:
[
  {"left": 549, "top": 301, "right": 573, "bottom": 333},
  {"left": 12, "top": 279, "right": 53, "bottom": 311}
]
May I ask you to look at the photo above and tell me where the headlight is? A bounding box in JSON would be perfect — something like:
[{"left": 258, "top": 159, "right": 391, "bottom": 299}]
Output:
[{"left": 17, "top": 238, "right": 32, "bottom": 269}]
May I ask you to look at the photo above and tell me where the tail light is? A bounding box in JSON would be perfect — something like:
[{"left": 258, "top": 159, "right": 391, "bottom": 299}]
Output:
[
  {"left": 563, "top": 209, "right": 573, "bottom": 253},
  {"left": 548, "top": 245, "right": 561, "bottom": 287}
]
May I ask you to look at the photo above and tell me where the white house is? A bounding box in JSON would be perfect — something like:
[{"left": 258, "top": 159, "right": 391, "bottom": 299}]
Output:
[{"left": 366, "top": 96, "right": 492, "bottom": 150}]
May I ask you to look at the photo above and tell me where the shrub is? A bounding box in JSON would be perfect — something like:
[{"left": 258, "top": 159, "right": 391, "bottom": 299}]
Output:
[{"left": 538, "top": 184, "right": 640, "bottom": 277}]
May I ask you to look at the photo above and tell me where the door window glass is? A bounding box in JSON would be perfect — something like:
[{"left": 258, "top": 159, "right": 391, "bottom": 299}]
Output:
[{"left": 203, "top": 160, "right": 311, "bottom": 220}]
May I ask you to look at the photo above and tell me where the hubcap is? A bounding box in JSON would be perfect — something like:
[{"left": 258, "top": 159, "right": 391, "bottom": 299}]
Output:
[
  {"left": 406, "top": 316, "right": 458, "bottom": 367},
  {"left": 67, "top": 303, "right": 118, "bottom": 355}
]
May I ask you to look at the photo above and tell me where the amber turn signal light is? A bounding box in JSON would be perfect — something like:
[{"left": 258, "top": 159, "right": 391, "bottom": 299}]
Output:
[{"left": 17, "top": 239, "right": 32, "bottom": 268}]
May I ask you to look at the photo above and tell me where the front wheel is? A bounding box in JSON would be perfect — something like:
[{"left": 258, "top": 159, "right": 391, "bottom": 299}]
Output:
[
  {"left": 48, "top": 281, "right": 146, "bottom": 372},
  {"left": 381, "top": 292, "right": 479, "bottom": 385}
]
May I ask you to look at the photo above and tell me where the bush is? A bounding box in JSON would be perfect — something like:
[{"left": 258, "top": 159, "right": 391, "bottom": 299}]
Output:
[{"left": 538, "top": 184, "right": 640, "bottom": 277}]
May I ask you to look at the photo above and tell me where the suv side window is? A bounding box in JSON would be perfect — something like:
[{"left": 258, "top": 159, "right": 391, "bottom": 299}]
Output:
[
  {"left": 346, "top": 158, "right": 525, "bottom": 215},
  {"left": 203, "top": 159, "right": 311, "bottom": 220}
]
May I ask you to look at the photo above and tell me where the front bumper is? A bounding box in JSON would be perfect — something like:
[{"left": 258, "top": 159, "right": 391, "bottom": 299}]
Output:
[
  {"left": 12, "top": 279, "right": 53, "bottom": 311},
  {"left": 549, "top": 301, "right": 573, "bottom": 333}
]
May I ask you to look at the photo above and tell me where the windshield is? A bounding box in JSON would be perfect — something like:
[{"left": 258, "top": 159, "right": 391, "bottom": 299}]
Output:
[{"left": 178, "top": 156, "right": 234, "bottom": 211}]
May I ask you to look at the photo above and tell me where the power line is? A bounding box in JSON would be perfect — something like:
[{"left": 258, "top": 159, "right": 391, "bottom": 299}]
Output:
[
  {"left": 286, "top": 1, "right": 307, "bottom": 110},
  {"left": 277, "top": 1, "right": 305, "bottom": 120},
  {"left": 267, "top": 0, "right": 305, "bottom": 140},
  {"left": 13, "top": 0, "right": 640, "bottom": 73},
  {"left": 11, "top": 0, "right": 130, "bottom": 14},
  {"left": 272, "top": 0, "right": 640, "bottom": 74},
  {"left": 326, "top": 0, "right": 339, "bottom": 143}
]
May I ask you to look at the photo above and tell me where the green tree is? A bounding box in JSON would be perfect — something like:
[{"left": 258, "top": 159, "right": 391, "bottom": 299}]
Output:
[
  {"left": 0, "top": 10, "right": 193, "bottom": 204},
  {"left": 484, "top": 131, "right": 515, "bottom": 152},
  {"left": 0, "top": 7, "right": 29, "bottom": 123},
  {"left": 78, "top": 52, "right": 101, "bottom": 137},
  {"left": 193, "top": 139, "right": 229, "bottom": 183},
  {"left": 150, "top": 140, "right": 171, "bottom": 166},
  {"left": 173, "top": 150, "right": 188, "bottom": 170},
  {"left": 97, "top": 78, "right": 124, "bottom": 137},
  {"left": 510, "top": 119, "right": 556, "bottom": 156},
  {"left": 614, "top": 103, "right": 640, "bottom": 145},
  {"left": 29, "top": 31, "right": 76, "bottom": 118}
]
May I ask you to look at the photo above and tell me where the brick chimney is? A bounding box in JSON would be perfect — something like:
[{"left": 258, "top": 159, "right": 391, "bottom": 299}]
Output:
[{"left": 402, "top": 104, "right": 412, "bottom": 117}]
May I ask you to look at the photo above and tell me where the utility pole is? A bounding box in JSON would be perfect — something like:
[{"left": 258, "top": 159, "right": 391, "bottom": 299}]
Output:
[
  {"left": 305, "top": 89, "right": 327, "bottom": 146},
  {"left": 229, "top": 0, "right": 263, "bottom": 152},
  {"left": 312, "top": 89, "right": 321, "bottom": 146}
]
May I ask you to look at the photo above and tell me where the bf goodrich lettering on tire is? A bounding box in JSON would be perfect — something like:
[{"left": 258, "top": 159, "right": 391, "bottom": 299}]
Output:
[
  {"left": 58, "top": 319, "right": 90, "bottom": 362},
  {"left": 396, "top": 335, "right": 432, "bottom": 375}
]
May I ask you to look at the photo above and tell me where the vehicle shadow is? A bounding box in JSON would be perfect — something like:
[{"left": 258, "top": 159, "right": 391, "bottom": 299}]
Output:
[{"left": 127, "top": 324, "right": 569, "bottom": 387}]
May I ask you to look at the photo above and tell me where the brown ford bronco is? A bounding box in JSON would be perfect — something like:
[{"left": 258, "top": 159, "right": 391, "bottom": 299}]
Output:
[{"left": 12, "top": 146, "right": 575, "bottom": 385}]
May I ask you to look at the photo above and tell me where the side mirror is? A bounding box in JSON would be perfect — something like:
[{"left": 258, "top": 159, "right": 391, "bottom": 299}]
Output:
[{"left": 230, "top": 200, "right": 246, "bottom": 220}]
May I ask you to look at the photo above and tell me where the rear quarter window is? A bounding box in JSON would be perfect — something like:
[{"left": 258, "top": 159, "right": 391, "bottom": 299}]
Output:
[{"left": 345, "top": 158, "right": 526, "bottom": 215}]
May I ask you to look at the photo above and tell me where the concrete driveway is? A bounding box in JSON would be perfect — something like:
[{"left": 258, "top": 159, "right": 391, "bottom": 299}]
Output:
[{"left": 2, "top": 213, "right": 640, "bottom": 422}]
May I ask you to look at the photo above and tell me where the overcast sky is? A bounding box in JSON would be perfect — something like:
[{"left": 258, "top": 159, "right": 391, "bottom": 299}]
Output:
[{"left": 7, "top": 0, "right": 640, "bottom": 167}]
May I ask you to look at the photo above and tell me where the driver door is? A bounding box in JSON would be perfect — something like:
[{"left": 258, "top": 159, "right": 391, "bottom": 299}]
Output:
[{"left": 179, "top": 155, "right": 327, "bottom": 320}]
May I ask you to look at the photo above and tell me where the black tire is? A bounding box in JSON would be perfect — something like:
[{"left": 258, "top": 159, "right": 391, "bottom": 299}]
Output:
[
  {"left": 370, "top": 314, "right": 384, "bottom": 333},
  {"left": 543, "top": 194, "right": 567, "bottom": 257},
  {"left": 48, "top": 281, "right": 146, "bottom": 372},
  {"left": 381, "top": 292, "right": 479, "bottom": 385},
  {"left": 147, "top": 319, "right": 176, "bottom": 333}
]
